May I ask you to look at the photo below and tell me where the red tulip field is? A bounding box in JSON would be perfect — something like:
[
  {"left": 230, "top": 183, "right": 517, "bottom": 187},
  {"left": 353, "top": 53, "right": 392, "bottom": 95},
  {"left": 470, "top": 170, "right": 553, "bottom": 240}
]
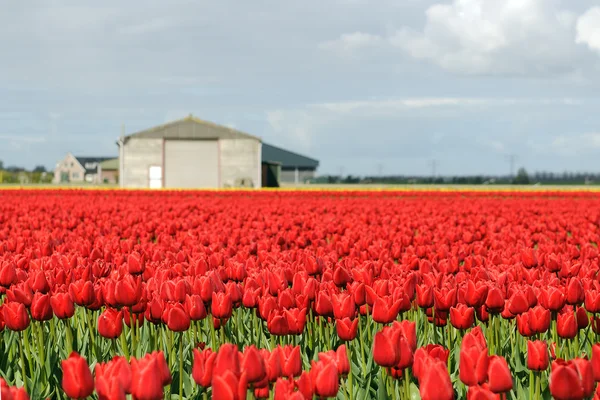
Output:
[{"left": 3, "top": 189, "right": 600, "bottom": 399}]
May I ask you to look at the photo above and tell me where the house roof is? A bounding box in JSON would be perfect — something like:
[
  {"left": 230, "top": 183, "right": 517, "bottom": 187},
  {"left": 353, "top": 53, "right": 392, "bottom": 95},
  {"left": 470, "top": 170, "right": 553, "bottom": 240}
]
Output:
[
  {"left": 99, "top": 158, "right": 119, "bottom": 171},
  {"left": 75, "top": 156, "right": 114, "bottom": 174},
  {"left": 123, "top": 115, "right": 261, "bottom": 143},
  {"left": 261, "top": 143, "right": 319, "bottom": 169}
]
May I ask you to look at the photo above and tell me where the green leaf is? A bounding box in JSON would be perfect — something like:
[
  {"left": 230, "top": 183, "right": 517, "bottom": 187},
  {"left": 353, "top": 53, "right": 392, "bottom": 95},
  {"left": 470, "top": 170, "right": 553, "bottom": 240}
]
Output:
[{"left": 409, "top": 382, "right": 421, "bottom": 400}]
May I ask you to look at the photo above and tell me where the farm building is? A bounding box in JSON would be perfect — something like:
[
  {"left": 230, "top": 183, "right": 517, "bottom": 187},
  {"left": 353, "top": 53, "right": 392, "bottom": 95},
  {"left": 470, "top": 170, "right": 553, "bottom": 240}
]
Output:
[
  {"left": 53, "top": 153, "right": 113, "bottom": 184},
  {"left": 117, "top": 115, "right": 320, "bottom": 189},
  {"left": 98, "top": 158, "right": 119, "bottom": 184},
  {"left": 261, "top": 143, "right": 319, "bottom": 184},
  {"left": 118, "top": 115, "right": 262, "bottom": 189}
]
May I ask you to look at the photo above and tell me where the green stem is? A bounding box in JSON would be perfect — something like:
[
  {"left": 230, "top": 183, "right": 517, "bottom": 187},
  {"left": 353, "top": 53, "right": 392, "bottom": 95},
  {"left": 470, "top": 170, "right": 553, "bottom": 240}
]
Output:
[
  {"left": 36, "top": 323, "right": 45, "bottom": 375},
  {"left": 86, "top": 309, "right": 97, "bottom": 360},
  {"left": 23, "top": 327, "right": 33, "bottom": 380},
  {"left": 347, "top": 342, "right": 354, "bottom": 400},
  {"left": 358, "top": 315, "right": 367, "bottom": 377},
  {"left": 120, "top": 328, "right": 130, "bottom": 360},
  {"left": 179, "top": 333, "right": 184, "bottom": 400},
  {"left": 65, "top": 320, "right": 74, "bottom": 355},
  {"left": 19, "top": 332, "right": 28, "bottom": 392},
  {"left": 529, "top": 369, "right": 534, "bottom": 400},
  {"left": 404, "top": 367, "right": 410, "bottom": 400}
]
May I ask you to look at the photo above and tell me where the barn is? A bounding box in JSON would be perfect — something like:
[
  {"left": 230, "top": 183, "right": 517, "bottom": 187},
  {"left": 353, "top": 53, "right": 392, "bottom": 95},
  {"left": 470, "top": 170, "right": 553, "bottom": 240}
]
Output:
[
  {"left": 261, "top": 143, "right": 319, "bottom": 185},
  {"left": 117, "top": 115, "right": 262, "bottom": 189}
]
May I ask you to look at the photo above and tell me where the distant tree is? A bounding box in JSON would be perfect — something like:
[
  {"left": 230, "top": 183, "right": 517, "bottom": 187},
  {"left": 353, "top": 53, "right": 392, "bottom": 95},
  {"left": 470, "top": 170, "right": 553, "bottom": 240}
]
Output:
[
  {"left": 33, "top": 165, "right": 47, "bottom": 173},
  {"left": 513, "top": 167, "right": 530, "bottom": 184},
  {"left": 0, "top": 160, "right": 3, "bottom": 170}
]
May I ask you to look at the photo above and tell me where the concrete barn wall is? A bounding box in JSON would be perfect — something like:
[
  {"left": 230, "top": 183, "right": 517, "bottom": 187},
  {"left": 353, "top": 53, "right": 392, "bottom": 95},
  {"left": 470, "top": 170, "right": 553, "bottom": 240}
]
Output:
[
  {"left": 220, "top": 138, "right": 260, "bottom": 188},
  {"left": 280, "top": 169, "right": 315, "bottom": 184},
  {"left": 122, "top": 138, "right": 163, "bottom": 188}
]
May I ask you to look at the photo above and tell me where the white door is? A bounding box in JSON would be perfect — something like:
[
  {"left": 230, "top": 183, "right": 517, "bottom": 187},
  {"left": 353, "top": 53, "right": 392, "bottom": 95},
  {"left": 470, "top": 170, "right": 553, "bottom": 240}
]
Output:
[
  {"left": 164, "top": 140, "right": 219, "bottom": 188},
  {"left": 149, "top": 166, "right": 162, "bottom": 189}
]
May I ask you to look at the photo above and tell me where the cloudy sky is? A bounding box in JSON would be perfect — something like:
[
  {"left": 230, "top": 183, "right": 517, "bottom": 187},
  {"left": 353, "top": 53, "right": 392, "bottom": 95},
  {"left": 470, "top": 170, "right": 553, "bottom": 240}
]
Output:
[{"left": 1, "top": 0, "right": 600, "bottom": 176}]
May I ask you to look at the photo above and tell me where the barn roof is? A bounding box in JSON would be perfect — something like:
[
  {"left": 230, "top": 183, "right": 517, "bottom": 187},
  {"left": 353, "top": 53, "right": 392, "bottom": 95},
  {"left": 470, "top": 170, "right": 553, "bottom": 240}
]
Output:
[
  {"left": 262, "top": 143, "right": 319, "bottom": 169},
  {"left": 123, "top": 115, "right": 261, "bottom": 143},
  {"left": 99, "top": 158, "right": 119, "bottom": 171},
  {"left": 74, "top": 156, "right": 114, "bottom": 174}
]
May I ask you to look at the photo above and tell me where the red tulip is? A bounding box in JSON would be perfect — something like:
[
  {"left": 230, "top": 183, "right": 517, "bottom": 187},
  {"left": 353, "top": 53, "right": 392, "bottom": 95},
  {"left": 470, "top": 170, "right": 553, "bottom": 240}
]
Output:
[
  {"left": 284, "top": 308, "right": 307, "bottom": 335},
  {"left": 185, "top": 294, "right": 207, "bottom": 321},
  {"left": 485, "top": 287, "right": 505, "bottom": 314},
  {"left": 487, "top": 356, "right": 513, "bottom": 393},
  {"left": 212, "top": 292, "right": 233, "bottom": 320},
  {"left": 540, "top": 286, "right": 566, "bottom": 312},
  {"left": 98, "top": 308, "right": 123, "bottom": 339},
  {"left": 130, "top": 356, "right": 166, "bottom": 400},
  {"left": 0, "top": 261, "right": 16, "bottom": 287},
  {"left": 373, "top": 327, "right": 400, "bottom": 367},
  {"left": 550, "top": 359, "right": 594, "bottom": 400},
  {"left": 419, "top": 358, "right": 454, "bottom": 400},
  {"left": 3, "top": 302, "right": 30, "bottom": 331},
  {"left": 212, "top": 371, "right": 248, "bottom": 400},
  {"left": 450, "top": 304, "right": 475, "bottom": 330},
  {"left": 585, "top": 290, "right": 600, "bottom": 313},
  {"left": 62, "top": 352, "right": 94, "bottom": 399},
  {"left": 434, "top": 287, "right": 457, "bottom": 312},
  {"left": 95, "top": 356, "right": 132, "bottom": 396},
  {"left": 566, "top": 278, "right": 584, "bottom": 305},
  {"left": 242, "top": 346, "right": 266, "bottom": 383},
  {"left": 332, "top": 292, "right": 356, "bottom": 320},
  {"left": 310, "top": 360, "right": 339, "bottom": 398},
  {"left": 163, "top": 303, "right": 191, "bottom": 332},
  {"left": 192, "top": 348, "right": 217, "bottom": 387},
  {"left": 413, "top": 344, "right": 450, "bottom": 381},
  {"left": 529, "top": 305, "right": 551, "bottom": 334},
  {"left": 336, "top": 317, "right": 358, "bottom": 341},
  {"left": 506, "top": 291, "right": 529, "bottom": 315},
  {"left": 416, "top": 284, "right": 434, "bottom": 309},
  {"left": 372, "top": 295, "right": 401, "bottom": 324},
  {"left": 69, "top": 280, "right": 95, "bottom": 307},
  {"left": 6, "top": 282, "right": 34, "bottom": 307},
  {"left": 51, "top": 292, "right": 75, "bottom": 319},
  {"left": 527, "top": 340, "right": 549, "bottom": 371},
  {"left": 557, "top": 309, "right": 578, "bottom": 339},
  {"left": 313, "top": 292, "right": 334, "bottom": 317},
  {"left": 592, "top": 344, "right": 600, "bottom": 382},
  {"left": 30, "top": 292, "right": 53, "bottom": 321},
  {"left": 114, "top": 275, "right": 143, "bottom": 307},
  {"left": 465, "top": 281, "right": 488, "bottom": 309}
]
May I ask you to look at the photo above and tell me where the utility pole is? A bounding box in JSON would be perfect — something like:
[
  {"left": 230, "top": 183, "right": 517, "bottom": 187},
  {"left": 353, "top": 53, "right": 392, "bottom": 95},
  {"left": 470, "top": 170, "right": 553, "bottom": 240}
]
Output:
[
  {"left": 429, "top": 160, "right": 438, "bottom": 180},
  {"left": 506, "top": 154, "right": 517, "bottom": 178}
]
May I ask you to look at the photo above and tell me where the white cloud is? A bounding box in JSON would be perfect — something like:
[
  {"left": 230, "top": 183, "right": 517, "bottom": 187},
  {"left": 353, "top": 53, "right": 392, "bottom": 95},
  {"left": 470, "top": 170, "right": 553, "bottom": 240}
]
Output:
[
  {"left": 576, "top": 7, "right": 600, "bottom": 53},
  {"left": 389, "top": 0, "right": 581, "bottom": 75},
  {"left": 0, "top": 134, "right": 46, "bottom": 143},
  {"left": 266, "top": 110, "right": 315, "bottom": 150},
  {"left": 310, "top": 97, "right": 583, "bottom": 116},
  {"left": 319, "top": 0, "right": 596, "bottom": 75},
  {"left": 318, "top": 32, "right": 383, "bottom": 54},
  {"left": 550, "top": 132, "right": 600, "bottom": 156}
]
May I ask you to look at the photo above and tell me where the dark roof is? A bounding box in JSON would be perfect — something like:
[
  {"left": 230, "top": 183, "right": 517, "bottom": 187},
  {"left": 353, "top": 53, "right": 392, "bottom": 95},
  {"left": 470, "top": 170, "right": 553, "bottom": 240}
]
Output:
[
  {"left": 75, "top": 156, "right": 114, "bottom": 174},
  {"left": 262, "top": 143, "right": 319, "bottom": 169},
  {"left": 124, "top": 115, "right": 260, "bottom": 143}
]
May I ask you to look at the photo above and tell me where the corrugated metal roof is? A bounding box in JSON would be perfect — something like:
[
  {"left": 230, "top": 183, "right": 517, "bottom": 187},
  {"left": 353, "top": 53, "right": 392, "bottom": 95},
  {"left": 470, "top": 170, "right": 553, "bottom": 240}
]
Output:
[
  {"left": 262, "top": 143, "right": 319, "bottom": 169},
  {"left": 124, "top": 115, "right": 261, "bottom": 142}
]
